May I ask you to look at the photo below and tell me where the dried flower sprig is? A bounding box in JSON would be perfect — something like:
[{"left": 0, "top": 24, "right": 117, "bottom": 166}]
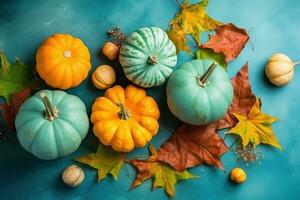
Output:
[
  {"left": 107, "top": 26, "right": 126, "bottom": 47},
  {"left": 233, "top": 144, "right": 264, "bottom": 166}
]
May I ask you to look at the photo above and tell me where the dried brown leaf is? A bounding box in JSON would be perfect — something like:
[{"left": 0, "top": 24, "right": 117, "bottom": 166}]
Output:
[
  {"left": 157, "top": 123, "right": 228, "bottom": 171},
  {"left": 217, "top": 63, "right": 258, "bottom": 129}
]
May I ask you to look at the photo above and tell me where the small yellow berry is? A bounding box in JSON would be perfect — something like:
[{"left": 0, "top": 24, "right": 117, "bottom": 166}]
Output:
[
  {"left": 230, "top": 167, "right": 246, "bottom": 183},
  {"left": 62, "top": 165, "right": 85, "bottom": 187}
]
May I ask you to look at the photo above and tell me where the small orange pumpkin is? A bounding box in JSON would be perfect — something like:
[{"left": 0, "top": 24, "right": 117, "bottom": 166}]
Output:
[
  {"left": 91, "top": 85, "right": 160, "bottom": 152},
  {"left": 102, "top": 42, "right": 119, "bottom": 60},
  {"left": 36, "top": 34, "right": 91, "bottom": 89},
  {"left": 91, "top": 65, "right": 116, "bottom": 89}
]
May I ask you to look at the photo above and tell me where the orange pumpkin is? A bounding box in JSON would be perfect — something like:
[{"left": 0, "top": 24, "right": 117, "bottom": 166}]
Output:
[
  {"left": 36, "top": 34, "right": 91, "bottom": 89},
  {"left": 91, "top": 85, "right": 160, "bottom": 152}
]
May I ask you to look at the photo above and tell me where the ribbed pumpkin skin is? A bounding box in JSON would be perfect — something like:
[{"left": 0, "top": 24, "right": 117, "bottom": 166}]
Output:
[
  {"left": 36, "top": 34, "right": 91, "bottom": 89},
  {"left": 15, "top": 90, "right": 89, "bottom": 160},
  {"left": 265, "top": 53, "right": 294, "bottom": 86},
  {"left": 119, "top": 27, "right": 177, "bottom": 88},
  {"left": 91, "top": 85, "right": 160, "bottom": 152},
  {"left": 167, "top": 60, "right": 233, "bottom": 125}
]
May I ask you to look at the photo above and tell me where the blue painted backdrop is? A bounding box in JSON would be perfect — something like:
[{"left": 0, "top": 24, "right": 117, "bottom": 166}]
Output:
[{"left": 0, "top": 0, "right": 300, "bottom": 199}]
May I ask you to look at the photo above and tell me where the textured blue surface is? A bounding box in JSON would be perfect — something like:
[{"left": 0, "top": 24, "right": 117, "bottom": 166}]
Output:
[{"left": 1, "top": 0, "right": 300, "bottom": 199}]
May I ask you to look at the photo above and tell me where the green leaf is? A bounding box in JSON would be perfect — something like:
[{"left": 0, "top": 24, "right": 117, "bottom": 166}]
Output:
[
  {"left": 0, "top": 52, "right": 42, "bottom": 103},
  {"left": 75, "top": 144, "right": 125, "bottom": 181},
  {"left": 196, "top": 48, "right": 227, "bottom": 69}
]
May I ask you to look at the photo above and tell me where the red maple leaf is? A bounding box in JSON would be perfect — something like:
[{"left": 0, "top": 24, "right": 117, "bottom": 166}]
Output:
[
  {"left": 157, "top": 123, "right": 228, "bottom": 171},
  {"left": 201, "top": 23, "right": 249, "bottom": 63},
  {"left": 217, "top": 63, "right": 258, "bottom": 129},
  {"left": 0, "top": 87, "right": 31, "bottom": 130}
]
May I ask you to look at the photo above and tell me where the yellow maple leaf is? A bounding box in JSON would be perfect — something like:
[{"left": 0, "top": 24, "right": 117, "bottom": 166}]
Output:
[
  {"left": 226, "top": 99, "right": 282, "bottom": 150},
  {"left": 169, "top": 0, "right": 222, "bottom": 53},
  {"left": 167, "top": 25, "right": 191, "bottom": 54}
]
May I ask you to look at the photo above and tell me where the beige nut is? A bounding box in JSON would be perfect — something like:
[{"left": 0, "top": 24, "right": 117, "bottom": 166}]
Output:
[{"left": 62, "top": 165, "right": 85, "bottom": 187}]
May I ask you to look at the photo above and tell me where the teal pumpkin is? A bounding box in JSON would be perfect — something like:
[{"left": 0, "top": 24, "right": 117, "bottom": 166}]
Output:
[
  {"left": 119, "top": 27, "right": 177, "bottom": 88},
  {"left": 15, "top": 90, "right": 89, "bottom": 160},
  {"left": 166, "top": 60, "right": 233, "bottom": 125}
]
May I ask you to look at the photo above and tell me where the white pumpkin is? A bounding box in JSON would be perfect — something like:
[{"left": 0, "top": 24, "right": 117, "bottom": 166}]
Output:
[{"left": 265, "top": 53, "right": 294, "bottom": 86}]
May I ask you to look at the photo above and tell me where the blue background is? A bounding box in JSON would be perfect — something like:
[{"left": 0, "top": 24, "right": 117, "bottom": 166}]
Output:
[{"left": 0, "top": 0, "right": 300, "bottom": 199}]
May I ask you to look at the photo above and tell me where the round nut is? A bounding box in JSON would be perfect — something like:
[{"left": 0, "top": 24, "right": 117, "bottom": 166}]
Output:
[{"left": 62, "top": 165, "right": 85, "bottom": 187}]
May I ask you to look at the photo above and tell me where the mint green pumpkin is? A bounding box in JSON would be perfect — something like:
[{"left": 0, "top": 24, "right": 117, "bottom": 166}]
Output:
[
  {"left": 167, "top": 60, "right": 233, "bottom": 125},
  {"left": 15, "top": 90, "right": 89, "bottom": 160},
  {"left": 119, "top": 27, "right": 177, "bottom": 88}
]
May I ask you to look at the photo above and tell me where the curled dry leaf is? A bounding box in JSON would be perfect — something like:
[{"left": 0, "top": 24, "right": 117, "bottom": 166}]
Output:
[
  {"left": 217, "top": 63, "right": 258, "bottom": 129},
  {"left": 201, "top": 23, "right": 249, "bottom": 63},
  {"left": 131, "top": 145, "right": 197, "bottom": 198},
  {"left": 157, "top": 123, "right": 228, "bottom": 171},
  {"left": 0, "top": 87, "right": 31, "bottom": 130}
]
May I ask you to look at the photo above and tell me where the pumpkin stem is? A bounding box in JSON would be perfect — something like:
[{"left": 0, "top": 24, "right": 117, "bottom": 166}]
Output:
[
  {"left": 294, "top": 61, "right": 300, "bottom": 66},
  {"left": 40, "top": 92, "right": 59, "bottom": 121},
  {"left": 63, "top": 50, "right": 72, "bottom": 58},
  {"left": 147, "top": 55, "right": 158, "bottom": 65},
  {"left": 117, "top": 103, "right": 131, "bottom": 120},
  {"left": 197, "top": 62, "right": 218, "bottom": 87}
]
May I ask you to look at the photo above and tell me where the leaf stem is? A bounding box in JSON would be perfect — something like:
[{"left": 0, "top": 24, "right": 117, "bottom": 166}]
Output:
[
  {"left": 229, "top": 138, "right": 239, "bottom": 150},
  {"left": 124, "top": 155, "right": 150, "bottom": 163},
  {"left": 247, "top": 27, "right": 255, "bottom": 51},
  {"left": 161, "top": 123, "right": 176, "bottom": 134},
  {"left": 124, "top": 164, "right": 130, "bottom": 177},
  {"left": 175, "top": 0, "right": 183, "bottom": 9}
]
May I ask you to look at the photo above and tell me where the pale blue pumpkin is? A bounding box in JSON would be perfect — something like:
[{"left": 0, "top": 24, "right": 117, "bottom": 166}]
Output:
[
  {"left": 15, "top": 90, "right": 89, "bottom": 160},
  {"left": 166, "top": 60, "right": 233, "bottom": 125},
  {"left": 119, "top": 27, "right": 177, "bottom": 88}
]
